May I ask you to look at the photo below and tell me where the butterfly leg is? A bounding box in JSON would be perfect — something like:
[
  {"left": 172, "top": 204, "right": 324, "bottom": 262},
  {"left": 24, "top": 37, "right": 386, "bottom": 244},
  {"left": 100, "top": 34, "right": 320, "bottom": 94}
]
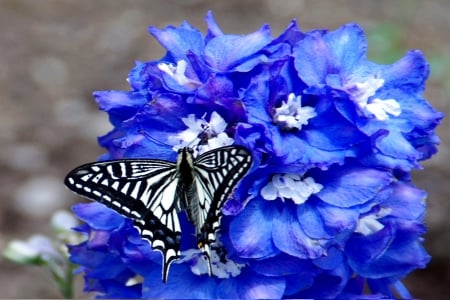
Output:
[{"left": 197, "top": 240, "right": 213, "bottom": 276}]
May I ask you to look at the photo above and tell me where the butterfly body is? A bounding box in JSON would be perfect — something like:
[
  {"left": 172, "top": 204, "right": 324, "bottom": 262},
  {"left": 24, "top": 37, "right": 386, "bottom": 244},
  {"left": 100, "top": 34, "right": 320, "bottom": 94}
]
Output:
[{"left": 65, "top": 145, "right": 252, "bottom": 282}]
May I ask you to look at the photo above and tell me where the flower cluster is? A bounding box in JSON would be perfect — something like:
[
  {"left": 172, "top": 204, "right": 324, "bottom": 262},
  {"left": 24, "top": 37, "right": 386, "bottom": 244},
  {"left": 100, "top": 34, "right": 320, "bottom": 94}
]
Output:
[{"left": 69, "top": 12, "right": 443, "bottom": 298}]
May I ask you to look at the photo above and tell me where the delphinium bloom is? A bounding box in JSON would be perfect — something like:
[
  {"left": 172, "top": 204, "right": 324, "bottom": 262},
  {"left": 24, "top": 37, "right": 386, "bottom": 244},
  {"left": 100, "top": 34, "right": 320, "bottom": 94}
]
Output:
[{"left": 67, "top": 12, "right": 443, "bottom": 299}]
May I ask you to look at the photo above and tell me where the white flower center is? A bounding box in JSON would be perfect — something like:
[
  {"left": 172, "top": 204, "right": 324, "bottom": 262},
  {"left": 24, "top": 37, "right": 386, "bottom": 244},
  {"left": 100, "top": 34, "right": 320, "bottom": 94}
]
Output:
[
  {"left": 273, "top": 93, "right": 317, "bottom": 130},
  {"left": 169, "top": 111, "right": 234, "bottom": 155},
  {"left": 181, "top": 247, "right": 244, "bottom": 279},
  {"left": 347, "top": 77, "right": 401, "bottom": 121},
  {"left": 157, "top": 60, "right": 201, "bottom": 88},
  {"left": 261, "top": 173, "right": 323, "bottom": 204},
  {"left": 355, "top": 207, "right": 392, "bottom": 236}
]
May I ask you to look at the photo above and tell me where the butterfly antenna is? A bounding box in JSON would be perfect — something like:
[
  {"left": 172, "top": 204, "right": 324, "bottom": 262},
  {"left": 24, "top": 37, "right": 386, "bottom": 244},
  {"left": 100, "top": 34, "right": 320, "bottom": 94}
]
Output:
[{"left": 138, "top": 128, "right": 173, "bottom": 147}]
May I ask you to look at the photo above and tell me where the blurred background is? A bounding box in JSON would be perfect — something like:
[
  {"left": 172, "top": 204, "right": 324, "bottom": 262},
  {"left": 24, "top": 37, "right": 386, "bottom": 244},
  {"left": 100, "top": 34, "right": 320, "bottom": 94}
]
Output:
[{"left": 0, "top": 0, "right": 449, "bottom": 298}]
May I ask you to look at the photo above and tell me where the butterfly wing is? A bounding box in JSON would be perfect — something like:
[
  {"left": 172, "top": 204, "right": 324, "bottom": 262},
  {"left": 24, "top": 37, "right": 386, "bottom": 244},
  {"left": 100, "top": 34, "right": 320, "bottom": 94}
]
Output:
[
  {"left": 192, "top": 146, "right": 252, "bottom": 271},
  {"left": 64, "top": 159, "right": 181, "bottom": 282}
]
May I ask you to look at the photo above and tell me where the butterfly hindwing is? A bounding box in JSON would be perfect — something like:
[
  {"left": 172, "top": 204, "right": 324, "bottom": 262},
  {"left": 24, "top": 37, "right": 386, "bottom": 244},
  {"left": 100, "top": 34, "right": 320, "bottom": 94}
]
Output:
[{"left": 192, "top": 146, "right": 252, "bottom": 268}]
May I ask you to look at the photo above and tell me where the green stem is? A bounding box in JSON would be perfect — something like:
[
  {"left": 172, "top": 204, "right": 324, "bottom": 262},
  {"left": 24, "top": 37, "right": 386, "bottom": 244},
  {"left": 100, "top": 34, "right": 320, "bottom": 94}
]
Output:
[{"left": 48, "top": 262, "right": 74, "bottom": 299}]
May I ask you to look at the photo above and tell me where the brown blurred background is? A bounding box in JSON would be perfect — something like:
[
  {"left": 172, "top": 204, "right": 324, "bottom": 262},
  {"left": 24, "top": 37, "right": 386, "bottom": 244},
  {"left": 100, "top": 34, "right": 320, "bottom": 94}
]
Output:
[{"left": 0, "top": 0, "right": 449, "bottom": 298}]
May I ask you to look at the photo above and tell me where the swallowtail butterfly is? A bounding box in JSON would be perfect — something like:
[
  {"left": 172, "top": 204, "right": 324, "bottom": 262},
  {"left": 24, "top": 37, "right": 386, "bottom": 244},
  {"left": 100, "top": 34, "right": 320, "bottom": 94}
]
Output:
[{"left": 64, "top": 145, "right": 252, "bottom": 282}]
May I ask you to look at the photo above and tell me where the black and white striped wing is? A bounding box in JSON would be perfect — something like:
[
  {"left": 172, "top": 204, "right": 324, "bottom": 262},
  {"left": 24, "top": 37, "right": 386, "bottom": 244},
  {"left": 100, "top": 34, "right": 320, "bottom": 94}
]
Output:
[
  {"left": 192, "top": 146, "right": 252, "bottom": 266},
  {"left": 64, "top": 159, "right": 181, "bottom": 282}
]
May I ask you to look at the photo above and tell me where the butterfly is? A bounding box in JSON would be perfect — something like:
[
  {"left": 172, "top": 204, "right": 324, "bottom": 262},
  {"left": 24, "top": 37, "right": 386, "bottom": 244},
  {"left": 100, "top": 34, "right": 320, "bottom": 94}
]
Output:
[{"left": 64, "top": 145, "right": 252, "bottom": 282}]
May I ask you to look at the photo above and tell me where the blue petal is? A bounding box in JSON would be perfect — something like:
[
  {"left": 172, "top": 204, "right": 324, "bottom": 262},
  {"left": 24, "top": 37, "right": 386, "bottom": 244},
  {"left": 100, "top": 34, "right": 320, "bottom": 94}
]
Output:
[
  {"left": 374, "top": 130, "right": 421, "bottom": 162},
  {"left": 382, "top": 50, "right": 429, "bottom": 93},
  {"left": 72, "top": 203, "right": 125, "bottom": 231},
  {"left": 315, "top": 165, "right": 393, "bottom": 207},
  {"left": 204, "top": 11, "right": 223, "bottom": 40},
  {"left": 217, "top": 269, "right": 286, "bottom": 299},
  {"left": 283, "top": 273, "right": 315, "bottom": 296},
  {"left": 69, "top": 245, "right": 128, "bottom": 280},
  {"left": 142, "top": 264, "right": 217, "bottom": 298},
  {"left": 270, "top": 128, "right": 347, "bottom": 169},
  {"left": 98, "top": 281, "right": 141, "bottom": 299},
  {"left": 241, "top": 65, "right": 276, "bottom": 124},
  {"left": 303, "top": 88, "right": 366, "bottom": 149},
  {"left": 299, "top": 201, "right": 358, "bottom": 239},
  {"left": 380, "top": 181, "right": 426, "bottom": 221},
  {"left": 294, "top": 24, "right": 366, "bottom": 86},
  {"left": 296, "top": 200, "right": 332, "bottom": 239},
  {"left": 335, "top": 276, "right": 366, "bottom": 299},
  {"left": 312, "top": 246, "right": 344, "bottom": 270},
  {"left": 204, "top": 24, "right": 272, "bottom": 72},
  {"left": 196, "top": 74, "right": 234, "bottom": 99},
  {"left": 122, "top": 241, "right": 162, "bottom": 275},
  {"left": 94, "top": 91, "right": 148, "bottom": 113},
  {"left": 295, "top": 261, "right": 351, "bottom": 299},
  {"left": 135, "top": 93, "right": 191, "bottom": 134},
  {"left": 249, "top": 253, "right": 314, "bottom": 276},
  {"left": 229, "top": 198, "right": 279, "bottom": 258},
  {"left": 347, "top": 221, "right": 430, "bottom": 278},
  {"left": 272, "top": 203, "right": 326, "bottom": 259},
  {"left": 240, "top": 273, "right": 286, "bottom": 299},
  {"left": 87, "top": 230, "right": 112, "bottom": 250},
  {"left": 149, "top": 23, "right": 205, "bottom": 63},
  {"left": 270, "top": 19, "right": 304, "bottom": 47}
]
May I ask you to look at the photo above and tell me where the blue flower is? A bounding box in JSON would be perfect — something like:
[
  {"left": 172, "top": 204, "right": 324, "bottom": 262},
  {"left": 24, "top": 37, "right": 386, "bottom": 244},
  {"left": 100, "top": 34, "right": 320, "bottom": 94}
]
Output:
[{"left": 68, "top": 12, "right": 442, "bottom": 299}]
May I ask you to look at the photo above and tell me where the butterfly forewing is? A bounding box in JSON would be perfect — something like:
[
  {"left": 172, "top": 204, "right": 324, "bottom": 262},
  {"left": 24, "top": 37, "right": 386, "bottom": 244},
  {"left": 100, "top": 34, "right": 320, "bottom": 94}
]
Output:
[
  {"left": 64, "top": 145, "right": 252, "bottom": 283},
  {"left": 65, "top": 160, "right": 177, "bottom": 218}
]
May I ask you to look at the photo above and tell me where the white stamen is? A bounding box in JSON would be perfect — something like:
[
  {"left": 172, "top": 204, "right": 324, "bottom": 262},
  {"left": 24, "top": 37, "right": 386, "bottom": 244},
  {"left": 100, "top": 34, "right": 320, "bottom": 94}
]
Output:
[
  {"left": 365, "top": 98, "right": 401, "bottom": 121},
  {"left": 355, "top": 207, "right": 392, "bottom": 236},
  {"left": 348, "top": 77, "right": 401, "bottom": 121},
  {"left": 125, "top": 275, "right": 144, "bottom": 286},
  {"left": 273, "top": 93, "right": 317, "bottom": 130},
  {"left": 169, "top": 111, "right": 234, "bottom": 155},
  {"left": 261, "top": 173, "right": 323, "bottom": 204},
  {"left": 181, "top": 247, "right": 244, "bottom": 279},
  {"left": 157, "top": 60, "right": 201, "bottom": 88}
]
